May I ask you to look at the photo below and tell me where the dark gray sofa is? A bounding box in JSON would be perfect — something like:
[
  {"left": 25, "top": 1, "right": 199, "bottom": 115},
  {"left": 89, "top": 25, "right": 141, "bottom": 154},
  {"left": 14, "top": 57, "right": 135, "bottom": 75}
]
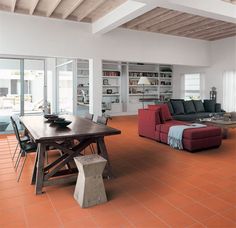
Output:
[{"left": 167, "top": 99, "right": 224, "bottom": 122}]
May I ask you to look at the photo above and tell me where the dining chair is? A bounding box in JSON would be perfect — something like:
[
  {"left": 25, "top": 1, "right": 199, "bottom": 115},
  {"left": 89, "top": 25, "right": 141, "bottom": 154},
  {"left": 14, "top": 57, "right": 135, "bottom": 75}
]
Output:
[
  {"left": 11, "top": 119, "right": 37, "bottom": 181},
  {"left": 96, "top": 116, "right": 108, "bottom": 125},
  {"left": 84, "top": 113, "right": 94, "bottom": 121},
  {"left": 10, "top": 116, "right": 30, "bottom": 161}
]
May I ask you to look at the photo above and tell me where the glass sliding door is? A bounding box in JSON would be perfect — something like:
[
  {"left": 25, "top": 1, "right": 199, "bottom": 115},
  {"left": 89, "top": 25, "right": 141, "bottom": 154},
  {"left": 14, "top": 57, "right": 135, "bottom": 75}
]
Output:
[
  {"left": 24, "top": 59, "right": 45, "bottom": 115},
  {"left": 0, "top": 58, "right": 21, "bottom": 133},
  {"left": 57, "top": 58, "right": 73, "bottom": 114}
]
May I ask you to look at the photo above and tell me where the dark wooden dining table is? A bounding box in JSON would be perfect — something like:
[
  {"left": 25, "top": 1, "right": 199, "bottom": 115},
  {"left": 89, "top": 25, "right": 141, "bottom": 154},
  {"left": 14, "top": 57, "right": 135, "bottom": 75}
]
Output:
[{"left": 20, "top": 115, "right": 121, "bottom": 195}]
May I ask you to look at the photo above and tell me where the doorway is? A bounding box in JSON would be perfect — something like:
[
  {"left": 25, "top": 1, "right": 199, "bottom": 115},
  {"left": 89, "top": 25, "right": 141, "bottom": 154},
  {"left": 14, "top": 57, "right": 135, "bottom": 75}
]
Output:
[{"left": 0, "top": 57, "right": 46, "bottom": 133}]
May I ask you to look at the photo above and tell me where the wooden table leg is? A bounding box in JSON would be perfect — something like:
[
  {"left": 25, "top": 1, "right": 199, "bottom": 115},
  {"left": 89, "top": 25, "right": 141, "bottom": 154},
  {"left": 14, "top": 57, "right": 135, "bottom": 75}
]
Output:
[
  {"left": 222, "top": 128, "right": 228, "bottom": 139},
  {"left": 35, "top": 143, "right": 46, "bottom": 195},
  {"left": 97, "top": 137, "right": 113, "bottom": 179},
  {"left": 31, "top": 147, "right": 39, "bottom": 185}
]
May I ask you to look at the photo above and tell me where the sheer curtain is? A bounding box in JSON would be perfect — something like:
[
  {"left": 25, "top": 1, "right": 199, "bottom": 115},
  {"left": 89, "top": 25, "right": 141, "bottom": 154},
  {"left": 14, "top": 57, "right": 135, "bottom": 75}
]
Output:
[{"left": 223, "top": 70, "right": 236, "bottom": 112}]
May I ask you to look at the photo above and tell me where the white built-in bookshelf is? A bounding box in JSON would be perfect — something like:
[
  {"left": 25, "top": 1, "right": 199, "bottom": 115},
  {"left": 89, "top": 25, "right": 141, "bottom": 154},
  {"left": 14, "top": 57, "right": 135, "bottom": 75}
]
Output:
[
  {"left": 101, "top": 60, "right": 173, "bottom": 115},
  {"left": 102, "top": 61, "right": 122, "bottom": 114}
]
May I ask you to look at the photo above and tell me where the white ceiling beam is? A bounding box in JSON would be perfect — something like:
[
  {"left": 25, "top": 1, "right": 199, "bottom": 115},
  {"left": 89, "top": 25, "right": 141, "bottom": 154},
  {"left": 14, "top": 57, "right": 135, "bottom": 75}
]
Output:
[
  {"left": 92, "top": 0, "right": 158, "bottom": 34},
  {"left": 62, "top": 0, "right": 84, "bottom": 19},
  {"left": 46, "top": 0, "right": 62, "bottom": 17},
  {"left": 30, "top": 0, "right": 40, "bottom": 15},
  {"left": 11, "top": 0, "right": 17, "bottom": 12}
]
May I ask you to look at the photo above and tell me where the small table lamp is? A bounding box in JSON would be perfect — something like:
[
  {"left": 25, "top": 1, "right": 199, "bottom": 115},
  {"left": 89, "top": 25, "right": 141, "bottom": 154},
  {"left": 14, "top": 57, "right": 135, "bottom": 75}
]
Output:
[{"left": 138, "top": 77, "right": 150, "bottom": 108}]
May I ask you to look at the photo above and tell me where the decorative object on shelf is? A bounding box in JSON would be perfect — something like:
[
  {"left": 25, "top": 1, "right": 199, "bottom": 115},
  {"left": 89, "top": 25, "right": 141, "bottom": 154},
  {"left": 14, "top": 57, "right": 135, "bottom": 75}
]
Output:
[
  {"left": 81, "top": 90, "right": 89, "bottom": 104},
  {"left": 106, "top": 89, "right": 112, "bottom": 94},
  {"left": 103, "top": 79, "right": 109, "bottom": 85},
  {"left": 138, "top": 77, "right": 150, "bottom": 108},
  {"left": 210, "top": 86, "right": 217, "bottom": 101},
  {"left": 223, "top": 113, "right": 231, "bottom": 121},
  {"left": 115, "top": 98, "right": 119, "bottom": 103}
]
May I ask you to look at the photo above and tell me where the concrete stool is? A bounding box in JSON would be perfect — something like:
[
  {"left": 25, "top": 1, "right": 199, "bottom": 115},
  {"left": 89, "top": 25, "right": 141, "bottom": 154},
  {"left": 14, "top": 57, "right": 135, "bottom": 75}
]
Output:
[{"left": 74, "top": 154, "right": 107, "bottom": 208}]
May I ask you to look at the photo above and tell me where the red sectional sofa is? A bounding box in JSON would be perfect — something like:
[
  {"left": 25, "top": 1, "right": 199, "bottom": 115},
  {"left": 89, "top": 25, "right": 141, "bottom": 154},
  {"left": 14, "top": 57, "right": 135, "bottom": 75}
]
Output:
[{"left": 138, "top": 104, "right": 222, "bottom": 152}]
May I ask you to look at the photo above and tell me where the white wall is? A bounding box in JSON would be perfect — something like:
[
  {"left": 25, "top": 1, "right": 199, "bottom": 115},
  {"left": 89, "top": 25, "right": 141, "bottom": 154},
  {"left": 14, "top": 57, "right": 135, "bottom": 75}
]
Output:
[
  {"left": 0, "top": 11, "right": 210, "bottom": 67},
  {"left": 0, "top": 11, "right": 212, "bottom": 116},
  {"left": 173, "top": 36, "right": 236, "bottom": 105}
]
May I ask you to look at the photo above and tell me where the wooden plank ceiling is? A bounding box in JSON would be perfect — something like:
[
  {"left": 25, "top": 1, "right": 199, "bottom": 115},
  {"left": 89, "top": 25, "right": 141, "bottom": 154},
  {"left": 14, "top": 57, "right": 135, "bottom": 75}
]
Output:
[
  {"left": 0, "top": 0, "right": 127, "bottom": 22},
  {"left": 122, "top": 7, "right": 236, "bottom": 41},
  {"left": 0, "top": 0, "right": 235, "bottom": 41},
  {"left": 222, "top": 0, "right": 236, "bottom": 4}
]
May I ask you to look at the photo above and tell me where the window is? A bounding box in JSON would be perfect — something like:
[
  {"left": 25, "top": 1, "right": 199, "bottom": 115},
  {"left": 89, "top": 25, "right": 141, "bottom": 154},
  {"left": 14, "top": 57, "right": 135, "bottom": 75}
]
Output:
[
  {"left": 223, "top": 70, "right": 236, "bottom": 112},
  {"left": 184, "top": 73, "right": 201, "bottom": 100}
]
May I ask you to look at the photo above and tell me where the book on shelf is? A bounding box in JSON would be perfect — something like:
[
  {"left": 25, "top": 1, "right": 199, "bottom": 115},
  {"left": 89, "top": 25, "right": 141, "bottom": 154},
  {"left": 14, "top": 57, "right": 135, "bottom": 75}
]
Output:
[
  {"left": 129, "top": 72, "right": 158, "bottom": 77},
  {"left": 103, "top": 71, "right": 120, "bottom": 76}
]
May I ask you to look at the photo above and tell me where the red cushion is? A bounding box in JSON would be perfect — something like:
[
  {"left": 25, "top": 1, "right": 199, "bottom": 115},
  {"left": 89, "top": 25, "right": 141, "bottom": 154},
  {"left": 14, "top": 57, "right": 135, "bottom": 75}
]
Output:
[
  {"left": 184, "top": 126, "right": 221, "bottom": 139},
  {"left": 159, "top": 104, "right": 173, "bottom": 121},
  {"left": 148, "top": 104, "right": 172, "bottom": 123},
  {"left": 147, "top": 106, "right": 163, "bottom": 123},
  {"left": 157, "top": 120, "right": 186, "bottom": 133},
  {"left": 157, "top": 121, "right": 221, "bottom": 140},
  {"left": 159, "top": 132, "right": 222, "bottom": 151}
]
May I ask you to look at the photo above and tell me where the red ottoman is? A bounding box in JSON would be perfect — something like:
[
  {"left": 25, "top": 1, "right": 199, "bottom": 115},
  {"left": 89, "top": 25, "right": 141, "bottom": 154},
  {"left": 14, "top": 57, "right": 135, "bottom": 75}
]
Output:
[{"left": 159, "top": 123, "right": 222, "bottom": 152}]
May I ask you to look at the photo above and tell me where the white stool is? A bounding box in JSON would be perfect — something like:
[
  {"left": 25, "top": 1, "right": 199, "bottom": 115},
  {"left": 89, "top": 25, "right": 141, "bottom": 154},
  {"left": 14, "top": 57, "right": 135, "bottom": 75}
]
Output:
[{"left": 74, "top": 154, "right": 107, "bottom": 208}]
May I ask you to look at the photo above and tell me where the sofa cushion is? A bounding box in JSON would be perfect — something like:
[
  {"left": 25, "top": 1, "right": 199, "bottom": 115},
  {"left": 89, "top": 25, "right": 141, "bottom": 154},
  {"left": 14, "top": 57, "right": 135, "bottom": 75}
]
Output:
[
  {"left": 157, "top": 121, "right": 221, "bottom": 140},
  {"left": 167, "top": 101, "right": 174, "bottom": 115},
  {"left": 183, "top": 100, "right": 196, "bottom": 114},
  {"left": 184, "top": 126, "right": 221, "bottom": 139},
  {"left": 159, "top": 104, "right": 173, "bottom": 121},
  {"left": 148, "top": 105, "right": 165, "bottom": 123},
  {"left": 173, "top": 113, "right": 211, "bottom": 122},
  {"left": 171, "top": 100, "right": 185, "bottom": 115},
  {"left": 204, "top": 100, "right": 216, "bottom": 112},
  {"left": 148, "top": 104, "right": 172, "bottom": 123},
  {"left": 156, "top": 120, "right": 187, "bottom": 133},
  {"left": 193, "top": 100, "right": 205, "bottom": 113},
  {"left": 215, "top": 103, "right": 222, "bottom": 113}
]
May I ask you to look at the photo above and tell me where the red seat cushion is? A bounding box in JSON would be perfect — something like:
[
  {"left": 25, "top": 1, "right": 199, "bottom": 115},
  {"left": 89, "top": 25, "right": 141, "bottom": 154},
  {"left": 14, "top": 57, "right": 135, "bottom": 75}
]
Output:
[
  {"left": 156, "top": 120, "right": 221, "bottom": 139},
  {"left": 156, "top": 120, "right": 186, "bottom": 132},
  {"left": 183, "top": 127, "right": 221, "bottom": 139}
]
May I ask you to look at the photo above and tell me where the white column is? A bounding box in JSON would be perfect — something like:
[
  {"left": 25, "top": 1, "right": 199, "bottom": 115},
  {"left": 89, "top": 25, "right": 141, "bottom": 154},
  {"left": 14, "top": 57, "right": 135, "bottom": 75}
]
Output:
[
  {"left": 89, "top": 58, "right": 102, "bottom": 119},
  {"left": 46, "top": 58, "right": 57, "bottom": 114},
  {"left": 72, "top": 59, "right": 77, "bottom": 115}
]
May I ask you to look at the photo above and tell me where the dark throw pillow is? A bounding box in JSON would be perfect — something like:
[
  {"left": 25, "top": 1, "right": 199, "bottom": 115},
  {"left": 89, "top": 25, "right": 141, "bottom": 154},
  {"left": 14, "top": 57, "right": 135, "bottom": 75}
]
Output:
[
  {"left": 167, "top": 101, "right": 174, "bottom": 115},
  {"left": 215, "top": 103, "right": 222, "bottom": 113},
  {"left": 171, "top": 100, "right": 185, "bottom": 115},
  {"left": 193, "top": 100, "right": 205, "bottom": 113},
  {"left": 183, "top": 100, "right": 196, "bottom": 114},
  {"left": 204, "top": 100, "right": 216, "bottom": 112}
]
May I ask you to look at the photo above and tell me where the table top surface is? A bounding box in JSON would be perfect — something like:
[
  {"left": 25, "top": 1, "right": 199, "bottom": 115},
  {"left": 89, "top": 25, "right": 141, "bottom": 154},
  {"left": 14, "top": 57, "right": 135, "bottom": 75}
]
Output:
[
  {"left": 20, "top": 115, "right": 121, "bottom": 142},
  {"left": 201, "top": 118, "right": 236, "bottom": 126}
]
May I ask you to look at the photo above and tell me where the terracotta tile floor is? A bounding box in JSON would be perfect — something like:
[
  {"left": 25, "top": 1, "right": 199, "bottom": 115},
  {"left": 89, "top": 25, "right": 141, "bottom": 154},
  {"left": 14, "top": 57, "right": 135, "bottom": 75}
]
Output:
[{"left": 0, "top": 116, "right": 236, "bottom": 228}]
